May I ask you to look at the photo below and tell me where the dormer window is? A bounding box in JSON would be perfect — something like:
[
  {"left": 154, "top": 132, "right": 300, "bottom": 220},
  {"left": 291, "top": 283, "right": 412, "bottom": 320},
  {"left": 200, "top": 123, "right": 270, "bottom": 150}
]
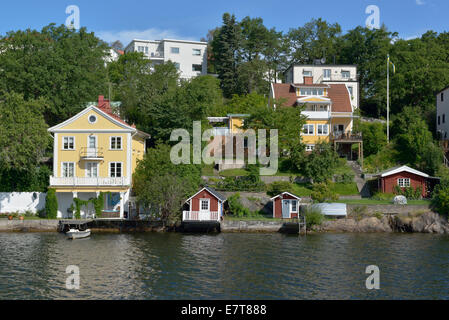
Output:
[{"left": 300, "top": 88, "right": 324, "bottom": 96}]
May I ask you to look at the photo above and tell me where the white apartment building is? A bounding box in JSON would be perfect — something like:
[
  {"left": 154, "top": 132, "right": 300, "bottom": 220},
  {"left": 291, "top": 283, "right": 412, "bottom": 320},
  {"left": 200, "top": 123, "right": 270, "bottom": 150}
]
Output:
[
  {"left": 437, "top": 86, "right": 449, "bottom": 140},
  {"left": 125, "top": 39, "right": 208, "bottom": 80},
  {"left": 284, "top": 64, "right": 359, "bottom": 110}
]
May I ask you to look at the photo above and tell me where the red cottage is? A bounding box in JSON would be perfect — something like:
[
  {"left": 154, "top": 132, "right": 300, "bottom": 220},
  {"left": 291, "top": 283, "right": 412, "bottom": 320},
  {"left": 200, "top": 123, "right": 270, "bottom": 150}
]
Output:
[
  {"left": 375, "top": 165, "right": 439, "bottom": 198},
  {"left": 183, "top": 187, "right": 227, "bottom": 222},
  {"left": 271, "top": 192, "right": 302, "bottom": 219}
]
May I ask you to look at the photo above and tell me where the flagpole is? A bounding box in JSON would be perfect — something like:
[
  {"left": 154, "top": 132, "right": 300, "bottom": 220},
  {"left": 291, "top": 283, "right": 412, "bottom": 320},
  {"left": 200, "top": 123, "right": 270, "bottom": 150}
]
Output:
[{"left": 387, "top": 55, "right": 390, "bottom": 144}]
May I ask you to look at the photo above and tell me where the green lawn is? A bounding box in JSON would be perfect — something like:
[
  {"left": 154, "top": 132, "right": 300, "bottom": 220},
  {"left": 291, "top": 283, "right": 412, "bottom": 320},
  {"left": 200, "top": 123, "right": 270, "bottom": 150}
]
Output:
[
  {"left": 201, "top": 165, "right": 217, "bottom": 176},
  {"left": 225, "top": 214, "right": 283, "bottom": 221},
  {"left": 219, "top": 168, "right": 250, "bottom": 177},
  {"left": 330, "top": 183, "right": 360, "bottom": 196},
  {"left": 291, "top": 183, "right": 313, "bottom": 197}
]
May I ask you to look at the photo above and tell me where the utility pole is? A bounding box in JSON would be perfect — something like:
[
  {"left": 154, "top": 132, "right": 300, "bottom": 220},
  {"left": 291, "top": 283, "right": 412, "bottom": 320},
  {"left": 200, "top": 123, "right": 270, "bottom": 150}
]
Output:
[{"left": 387, "top": 54, "right": 390, "bottom": 144}]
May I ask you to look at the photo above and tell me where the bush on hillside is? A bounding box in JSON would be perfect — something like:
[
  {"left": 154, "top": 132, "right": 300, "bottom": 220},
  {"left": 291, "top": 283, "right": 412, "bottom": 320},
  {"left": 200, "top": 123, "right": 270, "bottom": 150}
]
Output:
[
  {"left": 45, "top": 189, "right": 58, "bottom": 219},
  {"left": 310, "top": 183, "right": 339, "bottom": 203}
]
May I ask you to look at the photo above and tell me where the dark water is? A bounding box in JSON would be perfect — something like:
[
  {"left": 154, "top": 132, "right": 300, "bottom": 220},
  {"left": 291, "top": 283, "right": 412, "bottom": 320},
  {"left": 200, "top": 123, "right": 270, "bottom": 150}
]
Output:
[{"left": 0, "top": 232, "right": 448, "bottom": 300}]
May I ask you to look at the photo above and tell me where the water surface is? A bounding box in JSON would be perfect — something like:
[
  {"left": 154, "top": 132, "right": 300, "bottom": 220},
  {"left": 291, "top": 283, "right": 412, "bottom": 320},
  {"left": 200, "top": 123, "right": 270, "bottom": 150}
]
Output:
[{"left": 0, "top": 232, "right": 448, "bottom": 300}]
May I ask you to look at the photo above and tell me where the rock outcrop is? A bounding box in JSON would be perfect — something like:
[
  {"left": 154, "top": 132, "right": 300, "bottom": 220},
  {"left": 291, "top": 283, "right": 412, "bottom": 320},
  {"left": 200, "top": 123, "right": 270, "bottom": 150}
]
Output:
[{"left": 315, "top": 212, "right": 449, "bottom": 234}]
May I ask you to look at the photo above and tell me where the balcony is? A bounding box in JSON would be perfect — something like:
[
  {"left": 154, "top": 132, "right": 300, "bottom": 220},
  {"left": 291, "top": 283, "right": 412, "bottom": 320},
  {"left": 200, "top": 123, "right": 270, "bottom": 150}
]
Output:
[
  {"left": 80, "top": 148, "right": 104, "bottom": 160},
  {"left": 302, "top": 111, "right": 331, "bottom": 120},
  {"left": 182, "top": 211, "right": 220, "bottom": 222},
  {"left": 148, "top": 52, "right": 164, "bottom": 60},
  {"left": 50, "top": 176, "right": 131, "bottom": 187},
  {"left": 212, "top": 127, "right": 231, "bottom": 136},
  {"left": 332, "top": 132, "right": 363, "bottom": 142}
]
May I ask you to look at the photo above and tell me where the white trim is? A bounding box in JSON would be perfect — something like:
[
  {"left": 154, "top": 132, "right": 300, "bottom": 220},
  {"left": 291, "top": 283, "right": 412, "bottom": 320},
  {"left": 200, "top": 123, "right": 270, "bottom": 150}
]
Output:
[
  {"left": 51, "top": 129, "right": 135, "bottom": 133},
  {"left": 88, "top": 114, "right": 98, "bottom": 124},
  {"left": 291, "top": 200, "right": 298, "bottom": 213},
  {"left": 109, "top": 162, "right": 123, "bottom": 178},
  {"left": 398, "top": 178, "right": 411, "bottom": 188},
  {"left": 53, "top": 133, "right": 58, "bottom": 176},
  {"left": 200, "top": 198, "right": 210, "bottom": 212},
  {"left": 317, "top": 124, "right": 329, "bottom": 136},
  {"left": 282, "top": 200, "right": 292, "bottom": 219},
  {"left": 48, "top": 105, "right": 137, "bottom": 132},
  {"left": 270, "top": 192, "right": 301, "bottom": 201},
  {"left": 185, "top": 188, "right": 223, "bottom": 203},
  {"left": 381, "top": 166, "right": 429, "bottom": 178},
  {"left": 302, "top": 124, "right": 315, "bottom": 135},
  {"left": 110, "top": 136, "right": 123, "bottom": 151},
  {"left": 127, "top": 133, "right": 132, "bottom": 181},
  {"left": 62, "top": 136, "right": 76, "bottom": 150},
  {"left": 87, "top": 135, "right": 97, "bottom": 149},
  {"left": 85, "top": 162, "right": 99, "bottom": 178},
  {"left": 61, "top": 162, "right": 75, "bottom": 178}
]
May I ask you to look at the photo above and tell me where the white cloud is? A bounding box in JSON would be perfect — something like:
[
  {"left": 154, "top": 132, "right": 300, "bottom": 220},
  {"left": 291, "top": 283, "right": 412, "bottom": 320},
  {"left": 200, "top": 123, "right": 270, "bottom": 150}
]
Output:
[
  {"left": 416, "top": 0, "right": 425, "bottom": 5},
  {"left": 96, "top": 28, "right": 193, "bottom": 46}
]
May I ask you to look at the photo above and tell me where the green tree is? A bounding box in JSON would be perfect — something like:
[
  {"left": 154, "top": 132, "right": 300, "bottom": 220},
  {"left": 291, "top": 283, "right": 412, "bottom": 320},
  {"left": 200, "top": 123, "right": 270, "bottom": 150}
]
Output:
[
  {"left": 45, "top": 189, "right": 58, "bottom": 219},
  {"left": 0, "top": 24, "right": 109, "bottom": 125},
  {"left": 301, "top": 143, "right": 339, "bottom": 183},
  {"left": 0, "top": 92, "right": 49, "bottom": 171},
  {"left": 133, "top": 144, "right": 202, "bottom": 226},
  {"left": 358, "top": 122, "right": 387, "bottom": 157}
]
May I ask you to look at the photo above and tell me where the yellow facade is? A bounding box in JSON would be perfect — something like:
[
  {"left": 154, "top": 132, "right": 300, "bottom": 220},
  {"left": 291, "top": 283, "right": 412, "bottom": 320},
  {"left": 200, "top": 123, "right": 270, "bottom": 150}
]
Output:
[{"left": 48, "top": 104, "right": 150, "bottom": 218}]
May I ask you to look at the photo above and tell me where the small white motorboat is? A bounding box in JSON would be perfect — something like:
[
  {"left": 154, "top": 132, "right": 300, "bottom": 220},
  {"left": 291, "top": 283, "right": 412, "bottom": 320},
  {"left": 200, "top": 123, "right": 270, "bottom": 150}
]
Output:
[{"left": 66, "top": 228, "right": 91, "bottom": 240}]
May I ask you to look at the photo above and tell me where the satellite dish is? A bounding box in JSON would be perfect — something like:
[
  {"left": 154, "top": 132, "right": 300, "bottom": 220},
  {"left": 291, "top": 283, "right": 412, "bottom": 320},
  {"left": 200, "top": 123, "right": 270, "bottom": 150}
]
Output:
[{"left": 321, "top": 58, "right": 326, "bottom": 64}]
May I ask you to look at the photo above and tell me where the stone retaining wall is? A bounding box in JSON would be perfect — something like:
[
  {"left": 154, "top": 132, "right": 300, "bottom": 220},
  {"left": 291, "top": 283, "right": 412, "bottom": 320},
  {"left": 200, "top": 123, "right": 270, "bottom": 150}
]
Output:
[
  {"left": 0, "top": 220, "right": 59, "bottom": 232},
  {"left": 347, "top": 204, "right": 430, "bottom": 215},
  {"left": 221, "top": 220, "right": 285, "bottom": 233}
]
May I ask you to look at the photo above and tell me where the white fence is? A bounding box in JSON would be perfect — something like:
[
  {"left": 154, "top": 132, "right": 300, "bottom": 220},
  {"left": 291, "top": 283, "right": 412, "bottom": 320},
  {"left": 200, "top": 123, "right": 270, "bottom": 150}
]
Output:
[
  {"left": 0, "top": 192, "right": 46, "bottom": 214},
  {"left": 182, "top": 211, "right": 220, "bottom": 222}
]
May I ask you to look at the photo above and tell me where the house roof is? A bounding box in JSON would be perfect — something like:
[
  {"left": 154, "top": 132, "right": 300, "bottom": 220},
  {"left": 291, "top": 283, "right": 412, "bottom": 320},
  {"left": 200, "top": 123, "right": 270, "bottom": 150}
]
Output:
[
  {"left": 377, "top": 165, "right": 430, "bottom": 178},
  {"left": 271, "top": 83, "right": 352, "bottom": 112},
  {"left": 270, "top": 192, "right": 301, "bottom": 201},
  {"left": 186, "top": 187, "right": 227, "bottom": 203}
]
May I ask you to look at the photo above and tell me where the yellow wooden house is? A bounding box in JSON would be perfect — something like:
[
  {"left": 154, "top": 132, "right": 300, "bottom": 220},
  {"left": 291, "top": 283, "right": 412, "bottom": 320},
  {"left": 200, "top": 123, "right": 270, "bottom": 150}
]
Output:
[{"left": 48, "top": 96, "right": 150, "bottom": 219}]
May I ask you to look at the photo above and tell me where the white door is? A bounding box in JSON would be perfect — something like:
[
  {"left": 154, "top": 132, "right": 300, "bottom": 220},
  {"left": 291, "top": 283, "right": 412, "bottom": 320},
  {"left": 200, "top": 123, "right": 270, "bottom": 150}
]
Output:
[
  {"left": 86, "top": 162, "right": 98, "bottom": 178},
  {"left": 282, "top": 200, "right": 291, "bottom": 219},
  {"left": 87, "top": 136, "right": 97, "bottom": 157}
]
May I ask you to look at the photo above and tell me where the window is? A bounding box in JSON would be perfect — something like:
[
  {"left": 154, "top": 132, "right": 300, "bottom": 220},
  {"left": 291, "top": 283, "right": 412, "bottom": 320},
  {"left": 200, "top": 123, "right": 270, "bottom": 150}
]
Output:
[
  {"left": 171, "top": 47, "right": 180, "bottom": 54},
  {"left": 348, "top": 86, "right": 353, "bottom": 96},
  {"left": 305, "top": 145, "right": 315, "bottom": 152},
  {"left": 303, "top": 124, "right": 314, "bottom": 135},
  {"left": 303, "top": 70, "right": 312, "bottom": 76},
  {"left": 192, "top": 64, "right": 202, "bottom": 72},
  {"left": 398, "top": 178, "right": 411, "bottom": 188},
  {"left": 291, "top": 200, "right": 298, "bottom": 212},
  {"left": 323, "top": 69, "right": 331, "bottom": 79},
  {"left": 110, "top": 162, "right": 122, "bottom": 178},
  {"left": 444, "top": 114, "right": 446, "bottom": 124},
  {"left": 145, "top": 47, "right": 149, "bottom": 54},
  {"left": 300, "top": 88, "right": 324, "bottom": 96},
  {"left": 334, "top": 124, "right": 345, "bottom": 133},
  {"left": 88, "top": 115, "right": 97, "bottom": 124},
  {"left": 62, "top": 163, "right": 75, "bottom": 178},
  {"left": 200, "top": 199, "right": 210, "bottom": 211},
  {"left": 86, "top": 162, "right": 98, "bottom": 178},
  {"left": 63, "top": 137, "right": 75, "bottom": 150},
  {"left": 317, "top": 124, "right": 329, "bottom": 136},
  {"left": 193, "top": 49, "right": 201, "bottom": 56},
  {"left": 442, "top": 93, "right": 444, "bottom": 102},
  {"left": 174, "top": 63, "right": 180, "bottom": 70},
  {"left": 439, "top": 116, "right": 441, "bottom": 125},
  {"left": 138, "top": 46, "right": 145, "bottom": 53},
  {"left": 341, "top": 71, "right": 350, "bottom": 79},
  {"left": 110, "top": 137, "right": 122, "bottom": 150}
]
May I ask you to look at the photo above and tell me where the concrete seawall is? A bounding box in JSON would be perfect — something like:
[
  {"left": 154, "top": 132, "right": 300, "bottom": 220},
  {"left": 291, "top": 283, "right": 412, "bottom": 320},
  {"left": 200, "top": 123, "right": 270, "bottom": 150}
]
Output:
[
  {"left": 0, "top": 220, "right": 59, "bottom": 232},
  {"left": 221, "top": 220, "right": 288, "bottom": 233}
]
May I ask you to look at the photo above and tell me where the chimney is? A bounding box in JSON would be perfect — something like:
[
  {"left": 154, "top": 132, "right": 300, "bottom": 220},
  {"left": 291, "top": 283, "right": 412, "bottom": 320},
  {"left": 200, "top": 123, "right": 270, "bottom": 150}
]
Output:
[
  {"left": 97, "top": 95, "right": 112, "bottom": 114},
  {"left": 304, "top": 76, "right": 313, "bottom": 85},
  {"left": 98, "top": 95, "right": 104, "bottom": 106}
]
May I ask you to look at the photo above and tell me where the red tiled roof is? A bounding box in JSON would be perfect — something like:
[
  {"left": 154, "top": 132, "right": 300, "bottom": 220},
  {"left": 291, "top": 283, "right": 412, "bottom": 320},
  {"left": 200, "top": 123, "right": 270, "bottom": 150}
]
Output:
[
  {"left": 271, "top": 83, "right": 352, "bottom": 112},
  {"left": 96, "top": 96, "right": 136, "bottom": 129}
]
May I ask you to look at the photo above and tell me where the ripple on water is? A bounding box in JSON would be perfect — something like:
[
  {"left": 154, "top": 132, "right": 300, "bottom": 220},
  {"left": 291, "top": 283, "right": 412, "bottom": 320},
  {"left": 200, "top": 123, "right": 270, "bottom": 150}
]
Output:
[{"left": 0, "top": 232, "right": 448, "bottom": 299}]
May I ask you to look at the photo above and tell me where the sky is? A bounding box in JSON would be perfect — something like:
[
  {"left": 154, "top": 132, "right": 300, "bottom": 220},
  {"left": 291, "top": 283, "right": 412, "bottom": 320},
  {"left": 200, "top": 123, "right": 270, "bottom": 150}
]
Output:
[{"left": 0, "top": 0, "right": 447, "bottom": 46}]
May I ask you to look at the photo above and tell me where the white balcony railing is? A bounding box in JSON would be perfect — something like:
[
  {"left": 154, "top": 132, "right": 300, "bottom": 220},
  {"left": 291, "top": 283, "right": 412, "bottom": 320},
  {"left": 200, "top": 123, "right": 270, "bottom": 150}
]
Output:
[
  {"left": 302, "top": 111, "right": 331, "bottom": 120},
  {"left": 50, "top": 176, "right": 130, "bottom": 187},
  {"left": 213, "top": 127, "right": 231, "bottom": 136},
  {"left": 182, "top": 211, "right": 220, "bottom": 222}
]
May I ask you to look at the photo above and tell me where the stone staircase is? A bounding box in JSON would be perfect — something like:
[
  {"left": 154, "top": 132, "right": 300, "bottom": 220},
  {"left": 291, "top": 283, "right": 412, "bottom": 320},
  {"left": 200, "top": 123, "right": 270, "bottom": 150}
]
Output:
[{"left": 347, "top": 161, "right": 371, "bottom": 198}]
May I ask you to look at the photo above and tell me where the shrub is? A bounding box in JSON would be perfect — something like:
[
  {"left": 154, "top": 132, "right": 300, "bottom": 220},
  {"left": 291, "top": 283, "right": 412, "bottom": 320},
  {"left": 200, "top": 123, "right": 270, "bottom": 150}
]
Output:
[
  {"left": 310, "top": 183, "right": 339, "bottom": 203},
  {"left": 92, "top": 192, "right": 105, "bottom": 217},
  {"left": 45, "top": 189, "right": 58, "bottom": 219},
  {"left": 216, "top": 176, "right": 265, "bottom": 192},
  {"left": 303, "top": 206, "right": 325, "bottom": 229},
  {"left": 266, "top": 181, "right": 294, "bottom": 197},
  {"left": 227, "top": 193, "right": 252, "bottom": 218},
  {"left": 431, "top": 182, "right": 449, "bottom": 216},
  {"left": 393, "top": 186, "right": 422, "bottom": 200},
  {"left": 351, "top": 206, "right": 368, "bottom": 221},
  {"left": 371, "top": 192, "right": 395, "bottom": 201},
  {"left": 335, "top": 172, "right": 355, "bottom": 184}
]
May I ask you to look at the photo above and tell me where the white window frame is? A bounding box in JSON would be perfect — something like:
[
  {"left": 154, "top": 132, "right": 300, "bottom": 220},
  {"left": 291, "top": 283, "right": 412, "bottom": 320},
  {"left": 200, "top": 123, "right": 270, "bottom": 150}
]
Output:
[
  {"left": 398, "top": 178, "right": 411, "bottom": 188},
  {"left": 110, "top": 136, "right": 123, "bottom": 150},
  {"left": 305, "top": 145, "right": 315, "bottom": 152},
  {"left": 200, "top": 199, "right": 210, "bottom": 212},
  {"left": 62, "top": 162, "right": 75, "bottom": 178},
  {"left": 85, "top": 162, "right": 99, "bottom": 178},
  {"left": 88, "top": 114, "right": 97, "bottom": 124},
  {"left": 341, "top": 71, "right": 350, "bottom": 79},
  {"left": 109, "top": 162, "right": 123, "bottom": 178},
  {"left": 303, "top": 70, "right": 312, "bottom": 76},
  {"left": 192, "top": 49, "right": 201, "bottom": 56},
  {"left": 303, "top": 124, "right": 314, "bottom": 135},
  {"left": 317, "top": 124, "right": 329, "bottom": 136},
  {"left": 323, "top": 69, "right": 331, "bottom": 80},
  {"left": 291, "top": 200, "right": 298, "bottom": 213},
  {"left": 171, "top": 47, "right": 180, "bottom": 54},
  {"left": 62, "top": 136, "right": 75, "bottom": 150}
]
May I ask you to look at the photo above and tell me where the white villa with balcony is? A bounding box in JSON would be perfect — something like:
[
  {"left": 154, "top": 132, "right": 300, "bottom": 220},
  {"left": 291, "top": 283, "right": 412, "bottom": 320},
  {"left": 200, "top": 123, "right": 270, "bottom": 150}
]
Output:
[{"left": 125, "top": 39, "right": 208, "bottom": 80}]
